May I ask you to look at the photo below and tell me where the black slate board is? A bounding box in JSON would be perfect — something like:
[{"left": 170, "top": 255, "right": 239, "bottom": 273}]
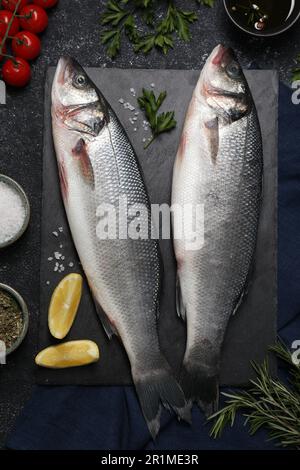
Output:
[{"left": 38, "top": 68, "right": 278, "bottom": 386}]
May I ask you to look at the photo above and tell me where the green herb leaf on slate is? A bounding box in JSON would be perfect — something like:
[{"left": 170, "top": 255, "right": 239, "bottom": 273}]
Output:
[{"left": 138, "top": 88, "right": 176, "bottom": 149}]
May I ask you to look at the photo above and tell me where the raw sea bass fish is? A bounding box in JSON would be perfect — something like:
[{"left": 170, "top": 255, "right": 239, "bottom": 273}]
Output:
[
  {"left": 172, "top": 45, "right": 263, "bottom": 414},
  {"left": 51, "top": 57, "right": 188, "bottom": 438}
]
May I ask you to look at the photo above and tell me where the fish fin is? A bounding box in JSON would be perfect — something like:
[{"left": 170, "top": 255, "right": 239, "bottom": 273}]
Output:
[
  {"left": 232, "top": 261, "right": 255, "bottom": 316},
  {"left": 92, "top": 298, "right": 118, "bottom": 339},
  {"left": 133, "top": 363, "right": 191, "bottom": 439},
  {"left": 180, "top": 361, "right": 219, "bottom": 417},
  {"left": 176, "top": 277, "right": 186, "bottom": 321},
  {"left": 232, "top": 290, "right": 245, "bottom": 316},
  {"left": 204, "top": 117, "right": 219, "bottom": 164},
  {"left": 72, "top": 138, "right": 95, "bottom": 188}
]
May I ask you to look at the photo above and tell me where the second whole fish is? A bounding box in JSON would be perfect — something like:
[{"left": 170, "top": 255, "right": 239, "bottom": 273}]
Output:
[{"left": 172, "top": 45, "right": 263, "bottom": 414}]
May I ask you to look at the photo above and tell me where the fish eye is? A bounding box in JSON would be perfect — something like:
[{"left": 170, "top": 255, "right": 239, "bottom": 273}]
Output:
[
  {"left": 226, "top": 62, "right": 241, "bottom": 79},
  {"left": 73, "top": 74, "right": 87, "bottom": 88}
]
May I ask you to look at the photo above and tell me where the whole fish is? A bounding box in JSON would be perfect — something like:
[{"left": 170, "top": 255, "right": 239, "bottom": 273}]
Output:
[
  {"left": 172, "top": 45, "right": 263, "bottom": 414},
  {"left": 51, "top": 57, "right": 189, "bottom": 438}
]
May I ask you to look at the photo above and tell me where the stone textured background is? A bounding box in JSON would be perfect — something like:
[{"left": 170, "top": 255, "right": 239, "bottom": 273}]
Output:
[{"left": 0, "top": 0, "right": 299, "bottom": 449}]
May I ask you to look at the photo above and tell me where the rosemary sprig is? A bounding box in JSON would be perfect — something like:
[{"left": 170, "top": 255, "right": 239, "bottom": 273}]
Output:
[
  {"left": 209, "top": 341, "right": 300, "bottom": 449},
  {"left": 100, "top": 0, "right": 215, "bottom": 59}
]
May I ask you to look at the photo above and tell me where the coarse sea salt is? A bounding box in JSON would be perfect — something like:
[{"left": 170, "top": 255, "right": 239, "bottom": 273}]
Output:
[{"left": 0, "top": 181, "right": 25, "bottom": 244}]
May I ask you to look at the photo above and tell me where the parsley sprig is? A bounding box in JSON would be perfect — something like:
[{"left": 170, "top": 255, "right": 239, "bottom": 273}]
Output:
[
  {"left": 292, "top": 54, "right": 300, "bottom": 82},
  {"left": 138, "top": 88, "right": 177, "bottom": 149},
  {"left": 100, "top": 0, "right": 215, "bottom": 59}
]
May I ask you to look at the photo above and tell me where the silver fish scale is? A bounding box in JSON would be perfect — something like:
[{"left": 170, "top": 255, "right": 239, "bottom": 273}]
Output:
[
  {"left": 85, "top": 108, "right": 162, "bottom": 365},
  {"left": 178, "top": 108, "right": 263, "bottom": 373}
]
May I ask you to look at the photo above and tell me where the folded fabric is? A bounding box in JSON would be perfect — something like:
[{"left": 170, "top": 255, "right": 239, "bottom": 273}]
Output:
[{"left": 7, "top": 83, "right": 300, "bottom": 450}]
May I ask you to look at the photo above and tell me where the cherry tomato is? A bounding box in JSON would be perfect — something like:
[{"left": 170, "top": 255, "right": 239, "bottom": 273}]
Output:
[
  {"left": 0, "top": 10, "right": 20, "bottom": 37},
  {"left": 2, "top": 57, "right": 31, "bottom": 87},
  {"left": 0, "top": 42, "right": 7, "bottom": 62},
  {"left": 12, "top": 31, "right": 41, "bottom": 61},
  {"left": 33, "top": 0, "right": 58, "bottom": 8},
  {"left": 19, "top": 5, "right": 48, "bottom": 34},
  {"left": 2, "top": 1, "right": 29, "bottom": 13}
]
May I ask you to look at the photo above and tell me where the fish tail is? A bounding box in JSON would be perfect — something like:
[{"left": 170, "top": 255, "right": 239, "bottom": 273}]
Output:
[
  {"left": 133, "top": 364, "right": 191, "bottom": 439},
  {"left": 180, "top": 360, "right": 219, "bottom": 417}
]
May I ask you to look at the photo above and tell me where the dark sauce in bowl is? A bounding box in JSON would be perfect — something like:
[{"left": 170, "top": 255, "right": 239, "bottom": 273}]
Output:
[{"left": 225, "top": 0, "right": 300, "bottom": 36}]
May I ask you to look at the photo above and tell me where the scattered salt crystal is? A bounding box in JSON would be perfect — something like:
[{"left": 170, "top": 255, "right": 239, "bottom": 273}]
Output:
[
  {"left": 61, "top": 256, "right": 65, "bottom": 260},
  {"left": 54, "top": 252, "right": 61, "bottom": 260},
  {"left": 69, "top": 262, "right": 74, "bottom": 268},
  {"left": 0, "top": 181, "right": 26, "bottom": 245},
  {"left": 124, "top": 102, "right": 135, "bottom": 111},
  {"left": 142, "top": 138, "right": 146, "bottom": 143},
  {"left": 134, "top": 112, "right": 139, "bottom": 116},
  {"left": 54, "top": 265, "right": 58, "bottom": 272},
  {"left": 46, "top": 281, "right": 50, "bottom": 285},
  {"left": 130, "top": 88, "right": 136, "bottom": 97},
  {"left": 48, "top": 257, "right": 53, "bottom": 261},
  {"left": 58, "top": 227, "right": 63, "bottom": 232},
  {"left": 52, "top": 231, "right": 58, "bottom": 237},
  {"left": 118, "top": 98, "right": 125, "bottom": 104},
  {"left": 134, "top": 128, "right": 137, "bottom": 132},
  {"left": 59, "top": 244, "right": 63, "bottom": 249},
  {"left": 133, "top": 117, "right": 137, "bottom": 121},
  {"left": 150, "top": 83, "right": 155, "bottom": 88}
]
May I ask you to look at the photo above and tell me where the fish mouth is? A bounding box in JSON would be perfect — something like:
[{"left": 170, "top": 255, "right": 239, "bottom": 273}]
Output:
[{"left": 210, "top": 44, "right": 235, "bottom": 67}]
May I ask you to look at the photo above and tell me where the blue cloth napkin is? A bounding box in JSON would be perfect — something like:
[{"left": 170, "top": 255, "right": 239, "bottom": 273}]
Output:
[{"left": 7, "top": 83, "right": 300, "bottom": 450}]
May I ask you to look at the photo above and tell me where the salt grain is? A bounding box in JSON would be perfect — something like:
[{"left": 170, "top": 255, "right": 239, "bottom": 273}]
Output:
[
  {"left": 0, "top": 181, "right": 26, "bottom": 244},
  {"left": 52, "top": 231, "right": 58, "bottom": 237}
]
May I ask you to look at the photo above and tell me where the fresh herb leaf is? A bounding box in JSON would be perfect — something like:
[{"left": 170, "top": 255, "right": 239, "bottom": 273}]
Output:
[
  {"left": 100, "top": 0, "right": 214, "bottom": 59},
  {"left": 197, "top": 0, "right": 215, "bottom": 6},
  {"left": 292, "top": 55, "right": 300, "bottom": 82},
  {"left": 138, "top": 88, "right": 177, "bottom": 149},
  {"left": 100, "top": 0, "right": 135, "bottom": 58}
]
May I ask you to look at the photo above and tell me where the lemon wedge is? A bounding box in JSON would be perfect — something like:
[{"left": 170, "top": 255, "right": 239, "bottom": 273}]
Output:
[
  {"left": 48, "top": 273, "right": 83, "bottom": 339},
  {"left": 35, "top": 340, "right": 99, "bottom": 369}
]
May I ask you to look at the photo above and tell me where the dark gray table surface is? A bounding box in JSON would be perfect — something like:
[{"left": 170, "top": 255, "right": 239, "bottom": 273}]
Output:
[{"left": 0, "top": 0, "right": 299, "bottom": 449}]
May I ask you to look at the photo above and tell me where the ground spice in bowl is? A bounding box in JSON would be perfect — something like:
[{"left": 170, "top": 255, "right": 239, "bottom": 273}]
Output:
[{"left": 0, "top": 289, "right": 23, "bottom": 350}]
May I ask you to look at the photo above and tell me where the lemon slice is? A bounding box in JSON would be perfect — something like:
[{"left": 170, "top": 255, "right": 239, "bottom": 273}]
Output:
[
  {"left": 35, "top": 340, "right": 99, "bottom": 369},
  {"left": 48, "top": 273, "right": 83, "bottom": 339}
]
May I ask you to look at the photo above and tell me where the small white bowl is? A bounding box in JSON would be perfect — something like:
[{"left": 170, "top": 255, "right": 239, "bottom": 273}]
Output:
[{"left": 0, "top": 174, "right": 30, "bottom": 249}]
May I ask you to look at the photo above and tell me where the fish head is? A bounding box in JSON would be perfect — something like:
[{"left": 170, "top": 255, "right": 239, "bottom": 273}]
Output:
[
  {"left": 51, "top": 56, "right": 108, "bottom": 138},
  {"left": 198, "top": 45, "right": 252, "bottom": 122}
]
